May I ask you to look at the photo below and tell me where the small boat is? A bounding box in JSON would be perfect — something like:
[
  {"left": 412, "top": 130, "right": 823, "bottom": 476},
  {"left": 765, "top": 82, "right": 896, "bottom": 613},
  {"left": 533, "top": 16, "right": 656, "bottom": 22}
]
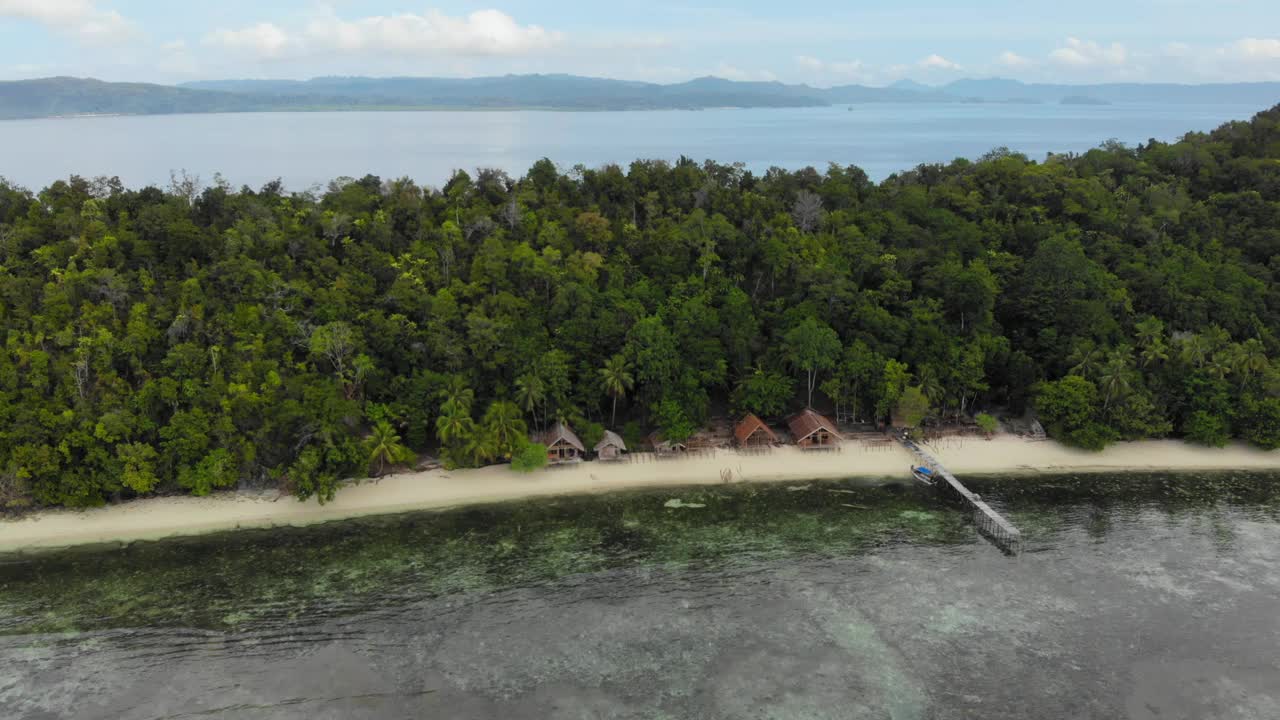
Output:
[{"left": 911, "top": 465, "right": 935, "bottom": 486}]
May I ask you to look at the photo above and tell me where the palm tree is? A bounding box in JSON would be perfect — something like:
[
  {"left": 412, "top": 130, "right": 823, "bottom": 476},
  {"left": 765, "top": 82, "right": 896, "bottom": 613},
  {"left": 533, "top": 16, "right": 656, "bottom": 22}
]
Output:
[
  {"left": 435, "top": 399, "right": 476, "bottom": 448},
  {"left": 598, "top": 354, "right": 635, "bottom": 426},
  {"left": 916, "top": 364, "right": 946, "bottom": 413},
  {"left": 1134, "top": 317, "right": 1165, "bottom": 351},
  {"left": 366, "top": 420, "right": 414, "bottom": 477},
  {"left": 463, "top": 430, "right": 499, "bottom": 467},
  {"left": 437, "top": 375, "right": 474, "bottom": 414},
  {"left": 1235, "top": 339, "right": 1269, "bottom": 378},
  {"left": 1067, "top": 341, "right": 1103, "bottom": 379},
  {"left": 1098, "top": 350, "right": 1132, "bottom": 411},
  {"left": 514, "top": 373, "right": 546, "bottom": 428},
  {"left": 1179, "top": 334, "right": 1209, "bottom": 369},
  {"left": 483, "top": 400, "right": 528, "bottom": 458},
  {"left": 1139, "top": 339, "right": 1169, "bottom": 369},
  {"left": 1205, "top": 351, "right": 1233, "bottom": 380}
]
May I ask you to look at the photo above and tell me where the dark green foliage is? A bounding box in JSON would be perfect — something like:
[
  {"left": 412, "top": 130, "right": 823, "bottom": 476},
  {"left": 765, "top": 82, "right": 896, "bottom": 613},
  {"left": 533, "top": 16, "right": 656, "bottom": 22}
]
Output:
[
  {"left": 511, "top": 442, "right": 549, "bottom": 473},
  {"left": 3, "top": 105, "right": 1280, "bottom": 508},
  {"left": 731, "top": 368, "right": 795, "bottom": 417}
]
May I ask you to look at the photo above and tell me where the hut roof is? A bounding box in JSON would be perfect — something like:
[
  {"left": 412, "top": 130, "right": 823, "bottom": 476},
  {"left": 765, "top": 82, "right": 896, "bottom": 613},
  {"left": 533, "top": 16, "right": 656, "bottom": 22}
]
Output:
[
  {"left": 595, "top": 430, "right": 626, "bottom": 452},
  {"left": 787, "top": 408, "right": 840, "bottom": 443},
  {"left": 539, "top": 422, "right": 585, "bottom": 452},
  {"left": 734, "top": 413, "right": 778, "bottom": 445}
]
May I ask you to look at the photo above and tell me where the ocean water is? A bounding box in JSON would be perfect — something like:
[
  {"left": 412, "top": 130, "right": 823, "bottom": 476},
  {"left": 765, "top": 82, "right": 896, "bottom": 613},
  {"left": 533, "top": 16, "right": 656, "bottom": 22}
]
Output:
[
  {"left": 2, "top": 472, "right": 1280, "bottom": 719},
  {"left": 0, "top": 103, "right": 1269, "bottom": 192}
]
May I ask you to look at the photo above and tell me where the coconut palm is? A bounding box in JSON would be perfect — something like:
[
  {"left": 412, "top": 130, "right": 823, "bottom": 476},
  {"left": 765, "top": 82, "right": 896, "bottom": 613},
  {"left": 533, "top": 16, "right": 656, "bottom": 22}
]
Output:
[
  {"left": 482, "top": 400, "right": 528, "bottom": 458},
  {"left": 365, "top": 420, "right": 414, "bottom": 477},
  {"left": 437, "top": 375, "right": 474, "bottom": 414},
  {"left": 1234, "top": 339, "right": 1269, "bottom": 378},
  {"left": 1098, "top": 350, "right": 1133, "bottom": 411},
  {"left": 1179, "top": 334, "right": 1209, "bottom": 369},
  {"left": 1139, "top": 338, "right": 1169, "bottom": 369},
  {"left": 598, "top": 354, "right": 635, "bottom": 426},
  {"left": 1205, "top": 351, "right": 1233, "bottom": 380},
  {"left": 463, "top": 430, "right": 499, "bottom": 466},
  {"left": 916, "top": 364, "right": 946, "bottom": 410},
  {"left": 1067, "top": 341, "right": 1103, "bottom": 379},
  {"left": 1134, "top": 316, "right": 1165, "bottom": 351},
  {"left": 435, "top": 399, "right": 476, "bottom": 448},
  {"left": 514, "top": 373, "right": 546, "bottom": 428}
]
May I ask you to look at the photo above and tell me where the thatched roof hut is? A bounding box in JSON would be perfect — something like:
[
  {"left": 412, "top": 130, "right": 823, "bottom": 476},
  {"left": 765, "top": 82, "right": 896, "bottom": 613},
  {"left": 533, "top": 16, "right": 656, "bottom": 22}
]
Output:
[
  {"left": 537, "top": 422, "right": 585, "bottom": 463},
  {"left": 788, "top": 409, "right": 841, "bottom": 449},
  {"left": 734, "top": 413, "right": 778, "bottom": 447},
  {"left": 595, "top": 430, "right": 627, "bottom": 461}
]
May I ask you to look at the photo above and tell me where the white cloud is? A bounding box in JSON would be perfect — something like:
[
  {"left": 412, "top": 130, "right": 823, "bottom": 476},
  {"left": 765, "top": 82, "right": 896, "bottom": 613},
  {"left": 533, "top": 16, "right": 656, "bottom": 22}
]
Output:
[
  {"left": 303, "top": 8, "right": 562, "bottom": 56},
  {"left": 1050, "top": 37, "right": 1128, "bottom": 68},
  {"left": 1226, "top": 37, "right": 1280, "bottom": 60},
  {"left": 0, "top": 0, "right": 134, "bottom": 44},
  {"left": 918, "top": 54, "right": 961, "bottom": 71},
  {"left": 795, "top": 55, "right": 868, "bottom": 84},
  {"left": 714, "top": 62, "right": 776, "bottom": 82},
  {"left": 996, "top": 51, "right": 1032, "bottom": 68},
  {"left": 203, "top": 23, "right": 296, "bottom": 60}
]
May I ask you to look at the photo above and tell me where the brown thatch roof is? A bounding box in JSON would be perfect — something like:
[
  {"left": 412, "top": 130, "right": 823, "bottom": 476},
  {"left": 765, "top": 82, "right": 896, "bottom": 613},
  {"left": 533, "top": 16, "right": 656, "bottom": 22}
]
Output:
[
  {"left": 734, "top": 413, "right": 778, "bottom": 445},
  {"left": 595, "top": 430, "right": 626, "bottom": 452},
  {"left": 539, "top": 422, "right": 585, "bottom": 452},
  {"left": 787, "top": 408, "right": 840, "bottom": 443}
]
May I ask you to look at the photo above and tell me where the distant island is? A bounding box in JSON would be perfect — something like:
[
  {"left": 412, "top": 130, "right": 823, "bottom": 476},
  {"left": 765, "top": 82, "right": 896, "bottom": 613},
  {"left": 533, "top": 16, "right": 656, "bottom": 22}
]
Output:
[
  {"left": 0, "top": 75, "right": 1277, "bottom": 120},
  {"left": 1061, "top": 96, "right": 1111, "bottom": 106}
]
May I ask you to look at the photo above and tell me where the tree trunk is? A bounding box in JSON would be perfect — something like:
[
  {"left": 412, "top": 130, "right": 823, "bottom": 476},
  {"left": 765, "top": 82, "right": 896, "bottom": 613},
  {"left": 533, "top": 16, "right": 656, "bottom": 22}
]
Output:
[{"left": 611, "top": 395, "right": 618, "bottom": 427}]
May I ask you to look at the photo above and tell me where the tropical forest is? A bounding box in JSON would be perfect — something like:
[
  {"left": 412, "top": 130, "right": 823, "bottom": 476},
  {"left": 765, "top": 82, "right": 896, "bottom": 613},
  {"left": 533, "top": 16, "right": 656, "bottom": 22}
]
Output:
[{"left": 2, "top": 105, "right": 1279, "bottom": 509}]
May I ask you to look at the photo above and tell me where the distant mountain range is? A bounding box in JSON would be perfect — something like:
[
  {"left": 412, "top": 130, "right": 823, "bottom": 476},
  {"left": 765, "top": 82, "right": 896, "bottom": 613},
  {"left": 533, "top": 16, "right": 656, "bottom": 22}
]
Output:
[{"left": 1, "top": 74, "right": 1277, "bottom": 120}]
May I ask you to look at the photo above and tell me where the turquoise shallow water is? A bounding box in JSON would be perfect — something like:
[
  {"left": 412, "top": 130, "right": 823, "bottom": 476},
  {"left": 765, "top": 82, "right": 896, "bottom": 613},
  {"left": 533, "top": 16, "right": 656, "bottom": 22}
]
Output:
[
  {"left": 0, "top": 102, "right": 1266, "bottom": 190},
  {"left": 2, "top": 472, "right": 1280, "bottom": 719}
]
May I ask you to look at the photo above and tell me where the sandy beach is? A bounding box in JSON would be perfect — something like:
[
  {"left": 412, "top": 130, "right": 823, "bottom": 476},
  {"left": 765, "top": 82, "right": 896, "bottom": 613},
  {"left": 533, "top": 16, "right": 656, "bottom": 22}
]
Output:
[{"left": 2, "top": 436, "right": 1279, "bottom": 554}]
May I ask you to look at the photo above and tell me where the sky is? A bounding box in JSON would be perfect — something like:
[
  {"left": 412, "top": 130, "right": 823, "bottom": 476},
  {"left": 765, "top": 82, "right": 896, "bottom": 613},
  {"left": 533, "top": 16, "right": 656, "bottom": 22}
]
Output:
[{"left": 0, "top": 1, "right": 1278, "bottom": 86}]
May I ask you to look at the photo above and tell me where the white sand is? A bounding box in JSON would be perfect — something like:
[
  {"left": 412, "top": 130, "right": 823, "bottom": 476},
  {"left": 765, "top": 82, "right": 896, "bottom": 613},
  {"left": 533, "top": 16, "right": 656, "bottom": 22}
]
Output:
[{"left": 2, "top": 437, "right": 1278, "bottom": 553}]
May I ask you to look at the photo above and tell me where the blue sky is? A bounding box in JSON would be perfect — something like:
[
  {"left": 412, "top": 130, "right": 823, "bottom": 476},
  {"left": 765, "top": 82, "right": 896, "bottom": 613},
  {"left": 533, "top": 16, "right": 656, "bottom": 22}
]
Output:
[{"left": 1, "top": 1, "right": 1278, "bottom": 85}]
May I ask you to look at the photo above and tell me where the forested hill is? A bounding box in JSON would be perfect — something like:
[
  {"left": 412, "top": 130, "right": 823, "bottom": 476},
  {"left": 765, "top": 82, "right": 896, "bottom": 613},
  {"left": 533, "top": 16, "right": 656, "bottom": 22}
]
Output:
[
  {"left": 2, "top": 107, "right": 1280, "bottom": 509},
  {"left": 3, "top": 75, "right": 1279, "bottom": 119}
]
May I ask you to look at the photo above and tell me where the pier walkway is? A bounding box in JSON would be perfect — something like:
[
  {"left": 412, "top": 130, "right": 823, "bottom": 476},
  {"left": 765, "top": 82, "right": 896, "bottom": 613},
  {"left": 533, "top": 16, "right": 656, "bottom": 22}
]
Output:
[{"left": 899, "top": 436, "right": 1022, "bottom": 553}]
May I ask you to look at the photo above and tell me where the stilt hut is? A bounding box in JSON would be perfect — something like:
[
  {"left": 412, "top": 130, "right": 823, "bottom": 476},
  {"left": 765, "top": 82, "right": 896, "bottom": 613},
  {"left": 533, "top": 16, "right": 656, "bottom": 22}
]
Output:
[
  {"left": 595, "top": 430, "right": 627, "bottom": 461},
  {"left": 734, "top": 413, "right": 778, "bottom": 447},
  {"left": 648, "top": 432, "right": 688, "bottom": 456},
  {"left": 788, "top": 408, "right": 841, "bottom": 449},
  {"left": 537, "top": 422, "right": 585, "bottom": 464}
]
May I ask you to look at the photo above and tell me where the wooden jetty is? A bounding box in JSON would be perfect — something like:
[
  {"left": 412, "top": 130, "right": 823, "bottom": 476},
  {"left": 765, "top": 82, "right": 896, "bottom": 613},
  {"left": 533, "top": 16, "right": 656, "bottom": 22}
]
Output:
[{"left": 898, "top": 436, "right": 1022, "bottom": 553}]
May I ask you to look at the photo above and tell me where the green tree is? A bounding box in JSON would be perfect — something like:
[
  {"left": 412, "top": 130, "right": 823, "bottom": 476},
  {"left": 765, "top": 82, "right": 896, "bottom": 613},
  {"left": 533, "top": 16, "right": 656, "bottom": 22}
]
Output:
[
  {"left": 482, "top": 400, "right": 528, "bottom": 458},
  {"left": 365, "top": 420, "right": 414, "bottom": 477},
  {"left": 511, "top": 441, "right": 549, "bottom": 472},
  {"left": 975, "top": 413, "right": 999, "bottom": 437},
  {"left": 895, "top": 386, "right": 931, "bottom": 431},
  {"left": 598, "top": 354, "right": 635, "bottom": 427},
  {"left": 783, "top": 318, "right": 841, "bottom": 408},
  {"left": 732, "top": 367, "right": 795, "bottom": 417}
]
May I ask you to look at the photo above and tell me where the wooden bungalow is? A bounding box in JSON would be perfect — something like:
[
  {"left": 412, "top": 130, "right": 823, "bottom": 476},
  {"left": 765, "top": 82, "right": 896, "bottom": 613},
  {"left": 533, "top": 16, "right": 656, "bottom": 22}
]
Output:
[
  {"left": 648, "top": 432, "right": 688, "bottom": 456},
  {"left": 734, "top": 413, "right": 778, "bottom": 447},
  {"left": 537, "top": 422, "right": 585, "bottom": 464},
  {"left": 595, "top": 430, "right": 627, "bottom": 461},
  {"left": 788, "top": 408, "right": 841, "bottom": 449}
]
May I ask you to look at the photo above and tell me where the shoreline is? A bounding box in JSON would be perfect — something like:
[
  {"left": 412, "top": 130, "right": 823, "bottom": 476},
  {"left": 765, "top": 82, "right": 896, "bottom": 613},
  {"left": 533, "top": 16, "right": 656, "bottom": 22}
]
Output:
[{"left": 2, "top": 437, "right": 1279, "bottom": 555}]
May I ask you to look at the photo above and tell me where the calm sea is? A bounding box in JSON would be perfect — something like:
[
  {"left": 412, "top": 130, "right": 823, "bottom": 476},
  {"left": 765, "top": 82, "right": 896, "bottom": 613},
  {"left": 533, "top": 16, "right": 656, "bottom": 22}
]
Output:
[
  {"left": 3, "top": 472, "right": 1280, "bottom": 719},
  {"left": 0, "top": 103, "right": 1269, "bottom": 191}
]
